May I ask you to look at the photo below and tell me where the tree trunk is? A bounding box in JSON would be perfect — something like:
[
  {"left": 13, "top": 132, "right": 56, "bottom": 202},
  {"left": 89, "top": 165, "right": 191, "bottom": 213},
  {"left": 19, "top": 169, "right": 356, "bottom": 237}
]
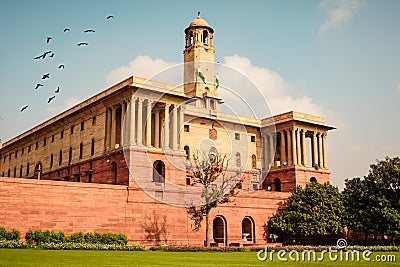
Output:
[{"left": 205, "top": 212, "right": 210, "bottom": 247}]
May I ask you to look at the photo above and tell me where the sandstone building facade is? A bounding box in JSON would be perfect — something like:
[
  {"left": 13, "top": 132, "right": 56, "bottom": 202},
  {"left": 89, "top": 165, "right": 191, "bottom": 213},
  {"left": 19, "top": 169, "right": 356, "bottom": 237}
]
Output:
[{"left": 0, "top": 13, "right": 334, "bottom": 246}]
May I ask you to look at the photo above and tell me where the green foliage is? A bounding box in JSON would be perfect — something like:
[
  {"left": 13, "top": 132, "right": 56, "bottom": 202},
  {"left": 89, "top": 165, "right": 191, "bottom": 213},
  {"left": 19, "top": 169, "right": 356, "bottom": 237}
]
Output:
[
  {"left": 0, "top": 226, "right": 20, "bottom": 241},
  {"left": 25, "top": 229, "right": 35, "bottom": 244},
  {"left": 268, "top": 182, "right": 344, "bottom": 242},
  {"left": 84, "top": 232, "right": 128, "bottom": 245},
  {"left": 67, "top": 231, "right": 84, "bottom": 243}
]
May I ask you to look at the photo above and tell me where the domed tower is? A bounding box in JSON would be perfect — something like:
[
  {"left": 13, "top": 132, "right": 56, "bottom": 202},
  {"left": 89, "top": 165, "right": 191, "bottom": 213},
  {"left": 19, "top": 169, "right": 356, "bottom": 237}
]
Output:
[{"left": 183, "top": 12, "right": 217, "bottom": 99}]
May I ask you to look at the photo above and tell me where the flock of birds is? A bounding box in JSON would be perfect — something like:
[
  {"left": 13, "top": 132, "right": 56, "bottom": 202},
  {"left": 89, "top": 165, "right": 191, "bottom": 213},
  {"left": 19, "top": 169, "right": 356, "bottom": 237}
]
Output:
[{"left": 20, "top": 15, "right": 115, "bottom": 112}]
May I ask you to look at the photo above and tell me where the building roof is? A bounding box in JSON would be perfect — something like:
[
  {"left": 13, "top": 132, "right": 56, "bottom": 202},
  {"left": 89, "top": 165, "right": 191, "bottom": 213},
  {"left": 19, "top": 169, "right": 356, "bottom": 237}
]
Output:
[{"left": 189, "top": 12, "right": 209, "bottom": 27}]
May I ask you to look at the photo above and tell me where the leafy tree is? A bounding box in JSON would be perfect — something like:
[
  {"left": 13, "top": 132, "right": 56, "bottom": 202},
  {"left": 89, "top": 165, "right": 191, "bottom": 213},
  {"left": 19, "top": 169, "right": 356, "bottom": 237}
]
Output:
[
  {"left": 268, "top": 181, "right": 343, "bottom": 243},
  {"left": 186, "top": 151, "right": 241, "bottom": 247}
]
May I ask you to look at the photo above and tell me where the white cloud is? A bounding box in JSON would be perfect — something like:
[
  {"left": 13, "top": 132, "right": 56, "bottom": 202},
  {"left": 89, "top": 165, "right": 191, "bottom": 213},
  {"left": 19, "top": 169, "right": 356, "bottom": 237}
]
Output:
[
  {"left": 45, "top": 97, "right": 80, "bottom": 113},
  {"left": 319, "top": 0, "right": 363, "bottom": 33}
]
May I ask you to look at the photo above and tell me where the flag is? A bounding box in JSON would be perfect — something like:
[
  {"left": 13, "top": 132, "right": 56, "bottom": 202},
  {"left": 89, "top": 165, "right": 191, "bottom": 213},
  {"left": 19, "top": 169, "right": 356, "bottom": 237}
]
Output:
[
  {"left": 215, "top": 74, "right": 219, "bottom": 89},
  {"left": 197, "top": 68, "right": 206, "bottom": 84}
]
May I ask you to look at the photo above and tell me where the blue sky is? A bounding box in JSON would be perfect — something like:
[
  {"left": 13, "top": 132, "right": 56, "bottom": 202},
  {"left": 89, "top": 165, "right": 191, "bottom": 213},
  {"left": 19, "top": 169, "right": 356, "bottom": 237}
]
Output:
[{"left": 0, "top": 0, "right": 399, "bottom": 189}]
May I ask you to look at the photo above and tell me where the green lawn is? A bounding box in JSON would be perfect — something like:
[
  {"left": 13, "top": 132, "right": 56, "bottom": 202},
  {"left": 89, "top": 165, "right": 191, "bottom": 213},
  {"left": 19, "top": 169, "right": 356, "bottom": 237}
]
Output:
[{"left": 0, "top": 249, "right": 398, "bottom": 266}]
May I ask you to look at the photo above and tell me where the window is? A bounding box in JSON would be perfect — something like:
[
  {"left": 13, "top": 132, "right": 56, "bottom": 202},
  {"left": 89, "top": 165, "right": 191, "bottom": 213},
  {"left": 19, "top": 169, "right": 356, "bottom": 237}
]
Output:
[
  {"left": 235, "top": 133, "right": 240, "bottom": 140},
  {"left": 251, "top": 135, "right": 256, "bottom": 142},
  {"left": 13, "top": 167, "right": 16, "bottom": 178},
  {"left": 152, "top": 160, "right": 165, "bottom": 183},
  {"left": 184, "top": 145, "right": 190, "bottom": 159},
  {"left": 7, "top": 169, "right": 10, "bottom": 177},
  {"left": 88, "top": 173, "right": 92, "bottom": 183},
  {"left": 92, "top": 116, "right": 96, "bottom": 125},
  {"left": 251, "top": 154, "right": 257, "bottom": 169},
  {"left": 15, "top": 151, "right": 18, "bottom": 158},
  {"left": 50, "top": 154, "right": 53, "bottom": 169},
  {"left": 184, "top": 125, "right": 190, "bottom": 132},
  {"left": 68, "top": 147, "right": 72, "bottom": 165},
  {"left": 70, "top": 126, "right": 74, "bottom": 135},
  {"left": 28, "top": 145, "right": 31, "bottom": 152},
  {"left": 235, "top": 152, "right": 241, "bottom": 167},
  {"left": 26, "top": 162, "right": 30, "bottom": 176},
  {"left": 310, "top": 177, "right": 317, "bottom": 183},
  {"left": 274, "top": 178, "right": 281, "bottom": 192},
  {"left": 35, "top": 142, "right": 38, "bottom": 150},
  {"left": 19, "top": 165, "right": 23, "bottom": 178},
  {"left": 112, "top": 161, "right": 117, "bottom": 185},
  {"left": 22, "top": 148, "right": 24, "bottom": 155},
  {"left": 61, "top": 131, "right": 64, "bottom": 139},
  {"left": 43, "top": 138, "right": 46, "bottom": 147},
  {"left": 81, "top": 121, "right": 84, "bottom": 131},
  {"left": 186, "top": 177, "right": 191, "bottom": 185},
  {"left": 203, "top": 30, "right": 208, "bottom": 44},
  {"left": 79, "top": 143, "right": 83, "bottom": 159},
  {"left": 91, "top": 139, "right": 95, "bottom": 156},
  {"left": 242, "top": 217, "right": 255, "bottom": 243},
  {"left": 59, "top": 150, "right": 62, "bottom": 166},
  {"left": 76, "top": 176, "right": 81, "bottom": 182},
  {"left": 51, "top": 135, "right": 54, "bottom": 143}
]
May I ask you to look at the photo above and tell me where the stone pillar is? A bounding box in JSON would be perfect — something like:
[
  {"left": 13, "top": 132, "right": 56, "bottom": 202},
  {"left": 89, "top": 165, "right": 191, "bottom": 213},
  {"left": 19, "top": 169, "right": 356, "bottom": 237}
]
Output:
[
  {"left": 121, "top": 101, "right": 126, "bottom": 146},
  {"left": 301, "top": 130, "right": 307, "bottom": 166},
  {"left": 105, "top": 108, "right": 112, "bottom": 150},
  {"left": 110, "top": 106, "right": 117, "bottom": 150},
  {"left": 323, "top": 134, "right": 328, "bottom": 168},
  {"left": 296, "top": 129, "right": 302, "bottom": 166},
  {"left": 280, "top": 130, "right": 286, "bottom": 166},
  {"left": 137, "top": 98, "right": 143, "bottom": 146},
  {"left": 172, "top": 106, "right": 178, "bottom": 150},
  {"left": 318, "top": 133, "right": 324, "bottom": 168},
  {"left": 269, "top": 134, "right": 274, "bottom": 168},
  {"left": 163, "top": 103, "right": 170, "bottom": 149},
  {"left": 312, "top": 132, "right": 318, "bottom": 167},
  {"left": 291, "top": 128, "right": 297, "bottom": 165},
  {"left": 261, "top": 134, "right": 266, "bottom": 170},
  {"left": 287, "top": 129, "right": 293, "bottom": 166},
  {"left": 154, "top": 109, "right": 160, "bottom": 148},
  {"left": 179, "top": 106, "right": 184, "bottom": 150},
  {"left": 146, "top": 100, "right": 152, "bottom": 147},
  {"left": 129, "top": 97, "right": 136, "bottom": 145}
]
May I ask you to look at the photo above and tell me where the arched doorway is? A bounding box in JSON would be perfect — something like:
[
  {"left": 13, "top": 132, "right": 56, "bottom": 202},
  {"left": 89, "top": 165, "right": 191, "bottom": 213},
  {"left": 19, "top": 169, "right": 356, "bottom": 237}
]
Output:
[
  {"left": 242, "top": 216, "right": 255, "bottom": 243},
  {"left": 153, "top": 160, "right": 165, "bottom": 183},
  {"left": 213, "top": 215, "right": 227, "bottom": 245}
]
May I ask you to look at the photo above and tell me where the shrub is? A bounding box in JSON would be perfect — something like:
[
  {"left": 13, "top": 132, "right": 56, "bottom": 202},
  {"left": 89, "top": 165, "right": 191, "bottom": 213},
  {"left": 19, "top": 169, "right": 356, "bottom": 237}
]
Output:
[
  {"left": 0, "top": 227, "right": 20, "bottom": 241},
  {"left": 67, "top": 231, "right": 84, "bottom": 243},
  {"left": 25, "top": 229, "right": 35, "bottom": 244}
]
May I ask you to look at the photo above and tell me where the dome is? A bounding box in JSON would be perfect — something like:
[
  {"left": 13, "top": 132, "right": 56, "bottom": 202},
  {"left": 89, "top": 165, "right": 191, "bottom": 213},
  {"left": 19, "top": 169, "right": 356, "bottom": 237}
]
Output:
[{"left": 189, "top": 12, "right": 209, "bottom": 27}]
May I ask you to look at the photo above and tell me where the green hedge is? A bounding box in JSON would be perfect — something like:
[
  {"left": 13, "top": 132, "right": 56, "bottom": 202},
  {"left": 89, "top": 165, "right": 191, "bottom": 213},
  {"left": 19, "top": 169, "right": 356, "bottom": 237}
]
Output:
[{"left": 0, "top": 226, "right": 21, "bottom": 241}]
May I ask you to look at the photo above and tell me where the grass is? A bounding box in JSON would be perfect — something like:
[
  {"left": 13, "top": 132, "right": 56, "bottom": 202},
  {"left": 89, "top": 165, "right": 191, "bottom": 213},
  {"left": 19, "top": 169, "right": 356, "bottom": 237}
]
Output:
[{"left": 0, "top": 249, "right": 398, "bottom": 266}]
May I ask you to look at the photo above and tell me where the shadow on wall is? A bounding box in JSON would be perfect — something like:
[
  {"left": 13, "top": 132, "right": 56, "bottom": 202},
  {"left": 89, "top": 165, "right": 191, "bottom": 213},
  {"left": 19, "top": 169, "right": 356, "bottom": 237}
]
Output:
[{"left": 141, "top": 210, "right": 168, "bottom": 245}]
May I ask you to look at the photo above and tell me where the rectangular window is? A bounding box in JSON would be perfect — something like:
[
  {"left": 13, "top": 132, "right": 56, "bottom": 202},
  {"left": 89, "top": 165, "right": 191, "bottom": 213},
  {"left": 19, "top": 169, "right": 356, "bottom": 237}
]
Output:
[
  {"left": 70, "top": 126, "right": 74, "bottom": 135},
  {"left": 43, "top": 138, "right": 46, "bottom": 147},
  {"left": 22, "top": 148, "right": 24, "bottom": 155},
  {"left": 92, "top": 116, "right": 96, "bottom": 125},
  {"left": 235, "top": 133, "right": 240, "bottom": 140},
  {"left": 59, "top": 150, "right": 62, "bottom": 166},
  {"left": 81, "top": 121, "right": 84, "bottom": 131},
  {"left": 88, "top": 173, "right": 92, "bottom": 183},
  {"left": 19, "top": 165, "right": 23, "bottom": 177},
  {"left": 91, "top": 139, "right": 95, "bottom": 156},
  {"left": 79, "top": 143, "right": 83, "bottom": 159},
  {"left": 35, "top": 142, "right": 38, "bottom": 150},
  {"left": 61, "top": 131, "right": 64, "bottom": 139},
  {"left": 28, "top": 145, "right": 31, "bottom": 153},
  {"left": 68, "top": 147, "right": 72, "bottom": 165},
  {"left": 26, "top": 162, "right": 30, "bottom": 176},
  {"left": 51, "top": 135, "right": 55, "bottom": 143},
  {"left": 184, "top": 125, "right": 190, "bottom": 132},
  {"left": 15, "top": 151, "right": 18, "bottom": 158},
  {"left": 251, "top": 135, "right": 256, "bottom": 142},
  {"left": 50, "top": 154, "right": 53, "bottom": 169}
]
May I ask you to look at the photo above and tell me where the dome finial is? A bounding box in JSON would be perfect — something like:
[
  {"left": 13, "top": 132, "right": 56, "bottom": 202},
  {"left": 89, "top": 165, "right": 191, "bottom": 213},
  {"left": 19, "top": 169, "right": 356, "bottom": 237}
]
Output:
[{"left": 197, "top": 11, "right": 201, "bottom": 19}]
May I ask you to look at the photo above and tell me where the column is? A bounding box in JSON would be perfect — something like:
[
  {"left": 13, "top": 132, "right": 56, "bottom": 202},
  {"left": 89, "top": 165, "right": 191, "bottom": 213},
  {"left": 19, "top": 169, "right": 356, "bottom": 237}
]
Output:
[
  {"left": 105, "top": 108, "right": 111, "bottom": 150},
  {"left": 146, "top": 100, "right": 152, "bottom": 147},
  {"left": 172, "top": 106, "right": 178, "bottom": 150},
  {"left": 121, "top": 101, "right": 126, "bottom": 146},
  {"left": 287, "top": 129, "right": 293, "bottom": 165},
  {"left": 137, "top": 98, "right": 143, "bottom": 146},
  {"left": 269, "top": 134, "right": 274, "bottom": 168},
  {"left": 296, "top": 129, "right": 302, "bottom": 166},
  {"left": 110, "top": 106, "right": 117, "bottom": 149},
  {"left": 318, "top": 133, "right": 324, "bottom": 168},
  {"left": 301, "top": 130, "right": 307, "bottom": 166},
  {"left": 154, "top": 109, "right": 160, "bottom": 148},
  {"left": 261, "top": 134, "right": 266, "bottom": 170},
  {"left": 280, "top": 130, "right": 286, "bottom": 166},
  {"left": 179, "top": 106, "right": 184, "bottom": 150},
  {"left": 291, "top": 128, "right": 297, "bottom": 165},
  {"left": 323, "top": 134, "right": 328, "bottom": 168},
  {"left": 163, "top": 103, "right": 170, "bottom": 149},
  {"left": 129, "top": 98, "right": 136, "bottom": 145},
  {"left": 312, "top": 132, "right": 318, "bottom": 167}
]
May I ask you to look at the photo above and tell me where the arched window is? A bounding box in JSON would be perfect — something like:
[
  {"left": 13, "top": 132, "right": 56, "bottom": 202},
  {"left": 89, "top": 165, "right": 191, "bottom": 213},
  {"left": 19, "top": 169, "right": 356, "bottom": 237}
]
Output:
[
  {"left": 235, "top": 152, "right": 241, "bottom": 167},
  {"left": 112, "top": 161, "right": 117, "bottom": 185},
  {"left": 274, "top": 178, "right": 281, "bottom": 192},
  {"left": 190, "top": 31, "right": 194, "bottom": 44},
  {"left": 203, "top": 30, "right": 208, "bottom": 44},
  {"left": 213, "top": 215, "right": 227, "bottom": 245},
  {"left": 242, "top": 216, "right": 255, "bottom": 243},
  {"left": 251, "top": 154, "right": 257, "bottom": 169},
  {"left": 310, "top": 177, "right": 317, "bottom": 183},
  {"left": 153, "top": 160, "right": 165, "bottom": 183},
  {"left": 184, "top": 145, "right": 190, "bottom": 160}
]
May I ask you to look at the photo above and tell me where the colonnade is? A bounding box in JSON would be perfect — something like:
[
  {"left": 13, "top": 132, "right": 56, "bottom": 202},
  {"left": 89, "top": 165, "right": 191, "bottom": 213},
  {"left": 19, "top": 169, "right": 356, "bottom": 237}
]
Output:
[
  {"left": 105, "top": 97, "right": 185, "bottom": 151},
  {"left": 262, "top": 128, "right": 327, "bottom": 169}
]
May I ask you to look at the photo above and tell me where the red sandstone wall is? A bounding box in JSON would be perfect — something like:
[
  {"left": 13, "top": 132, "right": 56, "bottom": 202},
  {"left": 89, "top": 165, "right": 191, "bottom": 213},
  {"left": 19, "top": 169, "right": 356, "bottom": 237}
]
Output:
[{"left": 0, "top": 177, "right": 288, "bottom": 246}]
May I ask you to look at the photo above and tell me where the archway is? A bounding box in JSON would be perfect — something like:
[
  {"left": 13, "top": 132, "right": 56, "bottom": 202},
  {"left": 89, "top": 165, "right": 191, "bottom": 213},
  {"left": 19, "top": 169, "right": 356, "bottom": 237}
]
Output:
[
  {"left": 153, "top": 160, "right": 165, "bottom": 183},
  {"left": 242, "top": 216, "right": 255, "bottom": 243},
  {"left": 213, "top": 215, "right": 227, "bottom": 245}
]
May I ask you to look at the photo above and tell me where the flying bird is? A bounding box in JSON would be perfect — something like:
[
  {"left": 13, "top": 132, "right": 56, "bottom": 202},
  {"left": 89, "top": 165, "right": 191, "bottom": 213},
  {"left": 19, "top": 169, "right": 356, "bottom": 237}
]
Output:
[
  {"left": 77, "top": 42, "right": 88, "bottom": 46},
  {"left": 49, "top": 53, "right": 54, "bottom": 58},
  {"left": 20, "top": 105, "right": 29, "bottom": 112},
  {"left": 42, "top": 73, "right": 50, "bottom": 79},
  {"left": 46, "top": 37, "right": 52, "bottom": 43},
  {"left": 35, "top": 83, "right": 43, "bottom": 89},
  {"left": 64, "top": 28, "right": 70, "bottom": 32},
  {"left": 34, "top": 50, "right": 52, "bottom": 60},
  {"left": 48, "top": 96, "right": 56, "bottom": 103},
  {"left": 55, "top": 87, "right": 60, "bottom": 93},
  {"left": 58, "top": 64, "right": 65, "bottom": 69},
  {"left": 106, "top": 15, "right": 114, "bottom": 19},
  {"left": 84, "top": 29, "right": 95, "bottom": 33}
]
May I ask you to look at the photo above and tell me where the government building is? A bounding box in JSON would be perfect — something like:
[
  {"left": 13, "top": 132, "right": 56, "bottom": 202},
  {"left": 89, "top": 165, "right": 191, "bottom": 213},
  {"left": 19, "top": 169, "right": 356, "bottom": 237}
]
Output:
[{"left": 0, "top": 13, "right": 334, "bottom": 246}]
